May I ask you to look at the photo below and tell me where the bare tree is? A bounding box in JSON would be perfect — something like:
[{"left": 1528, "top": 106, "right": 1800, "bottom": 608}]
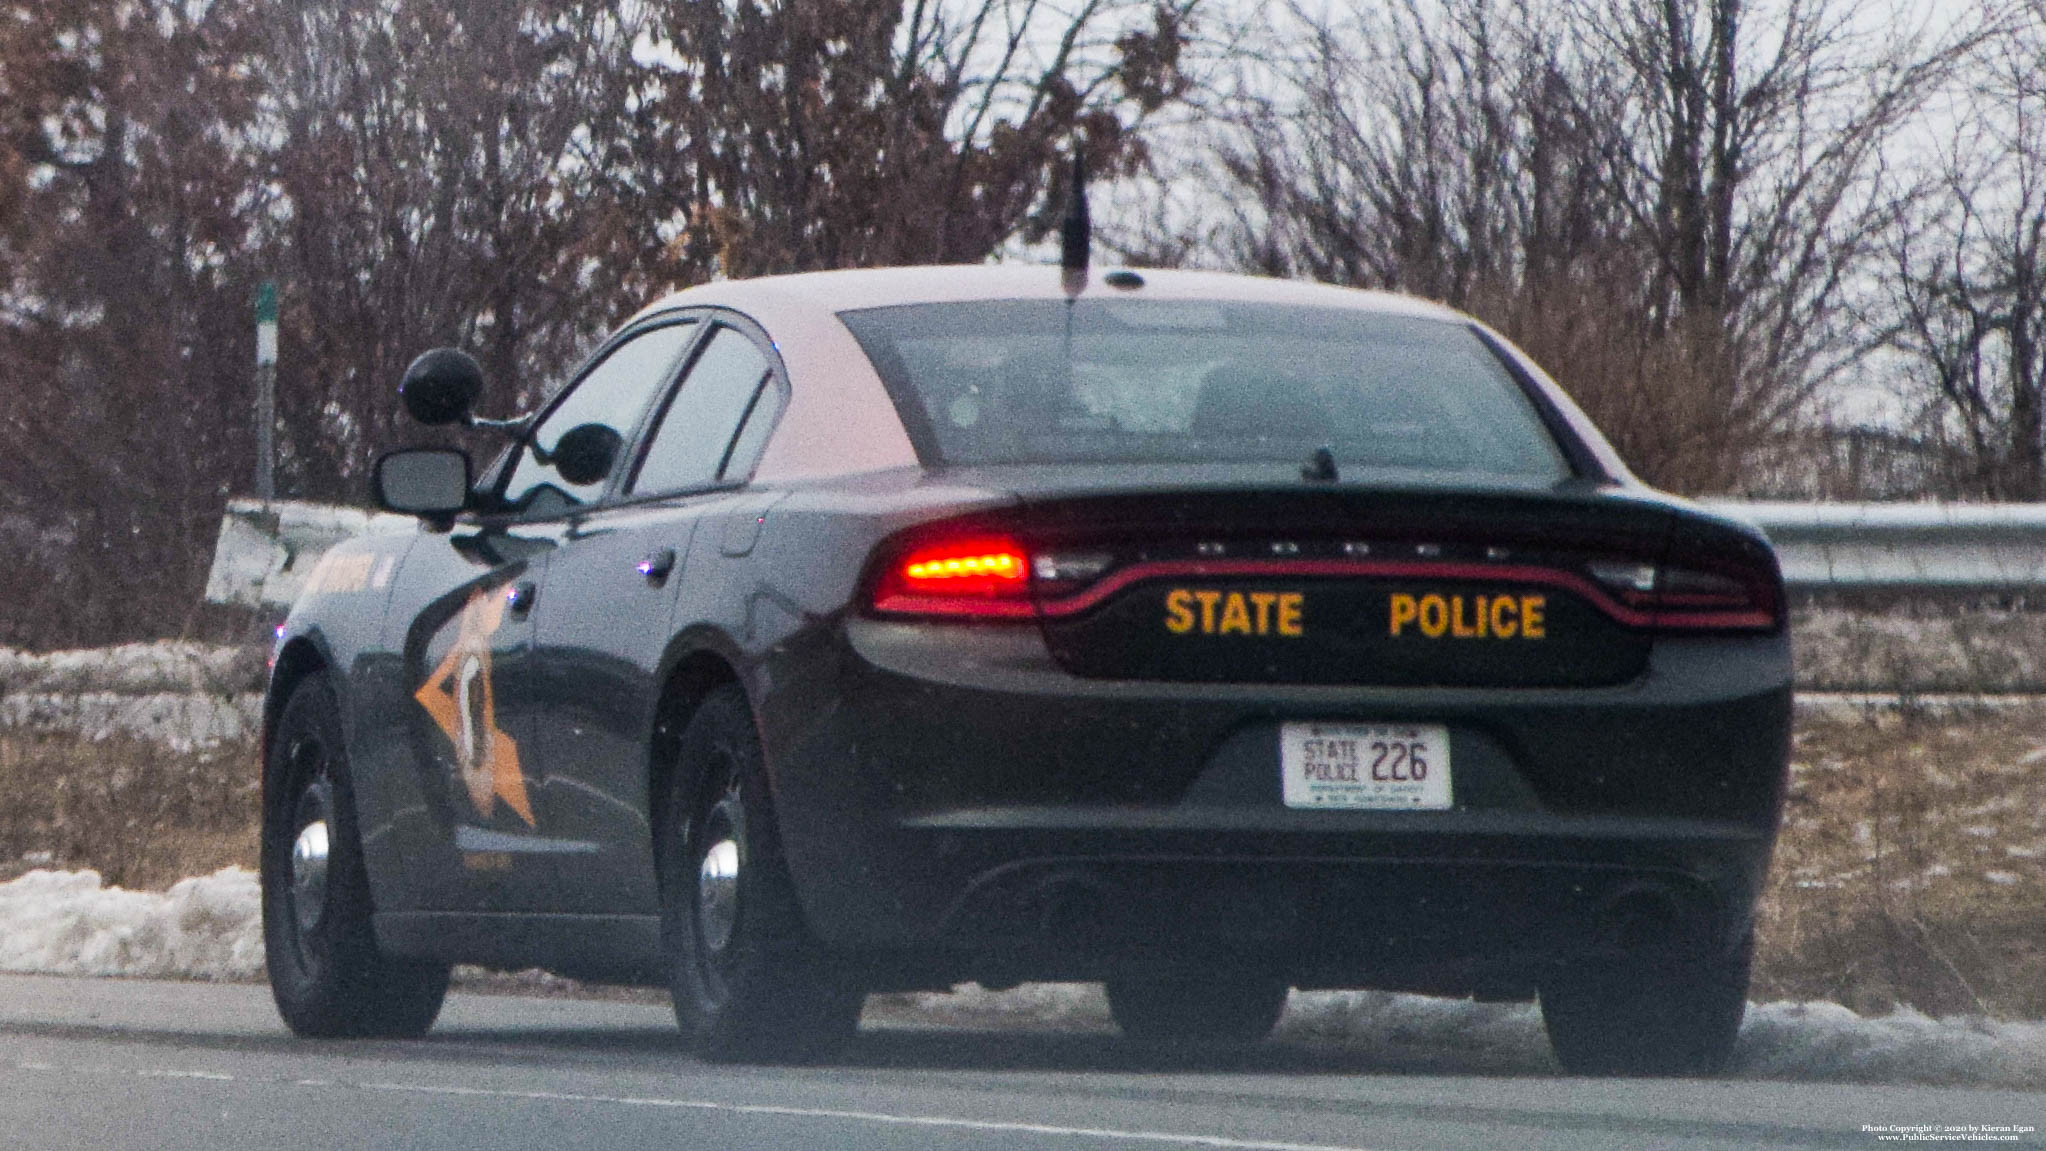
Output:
[
  {"left": 259, "top": 0, "right": 1196, "bottom": 498},
  {"left": 0, "top": 0, "right": 1197, "bottom": 649},
  {"left": 648, "top": 0, "right": 1194, "bottom": 278},
  {"left": 1883, "top": 1, "right": 2046, "bottom": 498},
  {"left": 1219, "top": 0, "right": 1958, "bottom": 493},
  {"left": 0, "top": 0, "right": 263, "bottom": 646},
  {"left": 256, "top": 0, "right": 674, "bottom": 501}
]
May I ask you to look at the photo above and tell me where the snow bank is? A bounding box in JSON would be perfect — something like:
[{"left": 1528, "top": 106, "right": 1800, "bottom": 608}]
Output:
[
  {"left": 0, "top": 868, "right": 263, "bottom": 981},
  {"left": 1739, "top": 1000, "right": 2046, "bottom": 1088},
  {"left": 0, "top": 642, "right": 259, "bottom": 697},
  {"left": 3, "top": 866, "right": 2043, "bottom": 1087},
  {"left": 0, "top": 641, "right": 265, "bottom": 749},
  {"left": 0, "top": 691, "right": 262, "bottom": 750},
  {"left": 904, "top": 983, "right": 2046, "bottom": 1087},
  {"left": 895, "top": 981, "right": 1119, "bottom": 1032}
]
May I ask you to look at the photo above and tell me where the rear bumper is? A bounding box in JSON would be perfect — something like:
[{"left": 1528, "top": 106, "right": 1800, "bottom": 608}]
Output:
[{"left": 755, "top": 618, "right": 1791, "bottom": 984}]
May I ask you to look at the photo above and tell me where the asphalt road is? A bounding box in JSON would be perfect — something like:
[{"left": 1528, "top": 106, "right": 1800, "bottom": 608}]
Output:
[{"left": 0, "top": 974, "right": 2036, "bottom": 1150}]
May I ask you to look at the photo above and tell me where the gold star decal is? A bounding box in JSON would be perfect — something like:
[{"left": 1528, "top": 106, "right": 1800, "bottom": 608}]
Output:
[{"left": 414, "top": 586, "right": 534, "bottom": 826}]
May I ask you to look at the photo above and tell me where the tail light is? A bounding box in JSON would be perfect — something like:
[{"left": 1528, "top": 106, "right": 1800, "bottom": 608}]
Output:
[
  {"left": 869, "top": 535, "right": 1033, "bottom": 618},
  {"left": 1586, "top": 553, "right": 1781, "bottom": 633}
]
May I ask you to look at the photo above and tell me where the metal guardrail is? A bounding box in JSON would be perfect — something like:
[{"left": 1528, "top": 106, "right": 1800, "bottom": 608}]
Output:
[
  {"left": 203, "top": 499, "right": 415, "bottom": 609},
  {"left": 202, "top": 498, "right": 2046, "bottom": 607},
  {"left": 1699, "top": 501, "right": 2046, "bottom": 591}
]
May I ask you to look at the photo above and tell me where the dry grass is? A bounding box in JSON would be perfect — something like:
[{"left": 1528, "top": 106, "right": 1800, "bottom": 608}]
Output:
[
  {"left": 1755, "top": 709, "right": 2046, "bottom": 1019},
  {"left": 1792, "top": 605, "right": 2046, "bottom": 693},
  {"left": 0, "top": 731, "right": 258, "bottom": 891},
  {"left": 1, "top": 709, "right": 2043, "bottom": 1020}
]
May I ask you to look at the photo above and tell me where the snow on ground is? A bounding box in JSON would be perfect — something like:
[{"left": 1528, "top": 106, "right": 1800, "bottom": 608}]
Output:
[
  {"left": 1739, "top": 1000, "right": 2046, "bottom": 1087},
  {"left": 0, "top": 642, "right": 259, "bottom": 697},
  {"left": 900, "top": 982, "right": 2046, "bottom": 1088},
  {"left": 0, "top": 868, "right": 263, "bottom": 980},
  {"left": 2, "top": 867, "right": 2042, "bottom": 1087},
  {"left": 0, "top": 641, "right": 264, "bottom": 749},
  {"left": 0, "top": 691, "right": 262, "bottom": 750}
]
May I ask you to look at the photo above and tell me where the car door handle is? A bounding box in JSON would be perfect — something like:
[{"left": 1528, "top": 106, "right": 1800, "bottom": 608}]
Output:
[
  {"left": 637, "top": 547, "right": 678, "bottom": 585},
  {"left": 505, "top": 580, "right": 539, "bottom": 616}
]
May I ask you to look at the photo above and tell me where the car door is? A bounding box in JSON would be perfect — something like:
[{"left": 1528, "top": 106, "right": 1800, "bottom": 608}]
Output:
[
  {"left": 375, "top": 318, "right": 700, "bottom": 916},
  {"left": 528, "top": 318, "right": 787, "bottom": 915}
]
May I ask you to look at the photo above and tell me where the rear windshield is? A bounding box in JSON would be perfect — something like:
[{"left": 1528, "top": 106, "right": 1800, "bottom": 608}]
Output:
[{"left": 837, "top": 300, "right": 1569, "bottom": 479}]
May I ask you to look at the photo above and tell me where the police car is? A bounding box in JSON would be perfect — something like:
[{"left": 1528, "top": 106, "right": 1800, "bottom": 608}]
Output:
[{"left": 261, "top": 257, "right": 1788, "bottom": 1075}]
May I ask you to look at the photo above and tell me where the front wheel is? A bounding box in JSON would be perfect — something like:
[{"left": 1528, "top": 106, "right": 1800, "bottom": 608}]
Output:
[
  {"left": 657, "top": 685, "right": 862, "bottom": 1062},
  {"left": 261, "top": 675, "right": 449, "bottom": 1038},
  {"left": 1105, "top": 969, "right": 1290, "bottom": 1047},
  {"left": 1539, "top": 934, "right": 1751, "bottom": 1076}
]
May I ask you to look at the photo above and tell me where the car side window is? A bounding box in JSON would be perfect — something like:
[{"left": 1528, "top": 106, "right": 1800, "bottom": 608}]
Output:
[
  {"left": 500, "top": 321, "right": 697, "bottom": 516},
  {"left": 629, "top": 326, "right": 774, "bottom": 495},
  {"left": 719, "top": 374, "right": 785, "bottom": 483}
]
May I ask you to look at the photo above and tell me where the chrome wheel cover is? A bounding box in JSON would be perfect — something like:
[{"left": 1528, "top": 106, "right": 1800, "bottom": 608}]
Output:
[
  {"left": 290, "top": 818, "right": 331, "bottom": 935},
  {"left": 696, "top": 783, "right": 744, "bottom": 956},
  {"left": 698, "top": 837, "right": 741, "bottom": 953}
]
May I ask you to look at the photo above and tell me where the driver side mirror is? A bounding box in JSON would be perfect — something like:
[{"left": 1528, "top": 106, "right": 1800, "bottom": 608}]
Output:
[{"left": 374, "top": 448, "right": 472, "bottom": 519}]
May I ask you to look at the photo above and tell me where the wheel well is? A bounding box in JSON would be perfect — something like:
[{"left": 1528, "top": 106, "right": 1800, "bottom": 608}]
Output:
[
  {"left": 264, "top": 639, "right": 329, "bottom": 759},
  {"left": 648, "top": 651, "right": 741, "bottom": 854}
]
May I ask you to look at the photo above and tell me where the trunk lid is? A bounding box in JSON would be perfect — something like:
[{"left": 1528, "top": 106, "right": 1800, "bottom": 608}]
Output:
[{"left": 1011, "top": 480, "right": 1677, "bottom": 688}]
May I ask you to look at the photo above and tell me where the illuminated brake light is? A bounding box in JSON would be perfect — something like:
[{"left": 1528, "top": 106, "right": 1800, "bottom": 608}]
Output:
[
  {"left": 904, "top": 552, "right": 1024, "bottom": 583},
  {"left": 871, "top": 535, "right": 1034, "bottom": 618}
]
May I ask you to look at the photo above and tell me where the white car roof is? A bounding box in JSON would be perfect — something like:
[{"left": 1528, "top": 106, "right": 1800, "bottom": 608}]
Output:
[{"left": 630, "top": 264, "right": 1468, "bottom": 323}]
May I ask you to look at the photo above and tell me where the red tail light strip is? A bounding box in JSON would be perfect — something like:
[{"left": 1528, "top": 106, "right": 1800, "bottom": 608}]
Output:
[
  {"left": 869, "top": 592, "right": 1038, "bottom": 618},
  {"left": 1025, "top": 558, "right": 1777, "bottom": 631}
]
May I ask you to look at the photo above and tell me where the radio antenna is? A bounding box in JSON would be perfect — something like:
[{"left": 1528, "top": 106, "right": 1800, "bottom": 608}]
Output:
[{"left": 1060, "top": 143, "right": 1090, "bottom": 296}]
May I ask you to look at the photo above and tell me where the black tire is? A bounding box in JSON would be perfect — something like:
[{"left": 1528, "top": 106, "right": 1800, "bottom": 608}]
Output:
[
  {"left": 261, "top": 675, "right": 449, "bottom": 1038},
  {"left": 1105, "top": 970, "right": 1290, "bottom": 1047},
  {"left": 1540, "top": 933, "right": 1751, "bottom": 1076},
  {"left": 656, "top": 685, "right": 863, "bottom": 1062}
]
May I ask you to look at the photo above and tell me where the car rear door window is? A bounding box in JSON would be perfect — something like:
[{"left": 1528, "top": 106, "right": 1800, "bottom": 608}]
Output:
[
  {"left": 630, "top": 326, "right": 774, "bottom": 495},
  {"left": 717, "top": 371, "right": 785, "bottom": 483},
  {"left": 500, "top": 320, "right": 698, "bottom": 516}
]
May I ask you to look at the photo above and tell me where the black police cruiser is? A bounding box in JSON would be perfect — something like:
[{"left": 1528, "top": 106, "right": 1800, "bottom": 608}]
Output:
[{"left": 261, "top": 261, "right": 1788, "bottom": 1075}]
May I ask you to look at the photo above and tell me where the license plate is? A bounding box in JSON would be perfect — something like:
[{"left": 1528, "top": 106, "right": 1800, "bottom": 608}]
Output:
[{"left": 1280, "top": 722, "right": 1452, "bottom": 810}]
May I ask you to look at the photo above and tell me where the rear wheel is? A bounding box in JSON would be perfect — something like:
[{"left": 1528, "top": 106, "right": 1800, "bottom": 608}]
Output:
[
  {"left": 1105, "top": 970, "right": 1289, "bottom": 1047},
  {"left": 657, "top": 685, "right": 863, "bottom": 1062},
  {"left": 1540, "top": 933, "right": 1751, "bottom": 1076},
  {"left": 261, "top": 675, "right": 449, "bottom": 1038}
]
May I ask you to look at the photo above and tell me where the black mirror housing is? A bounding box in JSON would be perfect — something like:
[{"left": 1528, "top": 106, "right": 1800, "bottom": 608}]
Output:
[
  {"left": 400, "top": 348, "right": 485, "bottom": 426},
  {"left": 374, "top": 447, "right": 472, "bottom": 518},
  {"left": 550, "top": 423, "right": 624, "bottom": 487}
]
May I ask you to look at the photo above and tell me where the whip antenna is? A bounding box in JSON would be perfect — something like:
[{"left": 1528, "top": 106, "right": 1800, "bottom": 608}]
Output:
[{"left": 1060, "top": 144, "right": 1090, "bottom": 295}]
